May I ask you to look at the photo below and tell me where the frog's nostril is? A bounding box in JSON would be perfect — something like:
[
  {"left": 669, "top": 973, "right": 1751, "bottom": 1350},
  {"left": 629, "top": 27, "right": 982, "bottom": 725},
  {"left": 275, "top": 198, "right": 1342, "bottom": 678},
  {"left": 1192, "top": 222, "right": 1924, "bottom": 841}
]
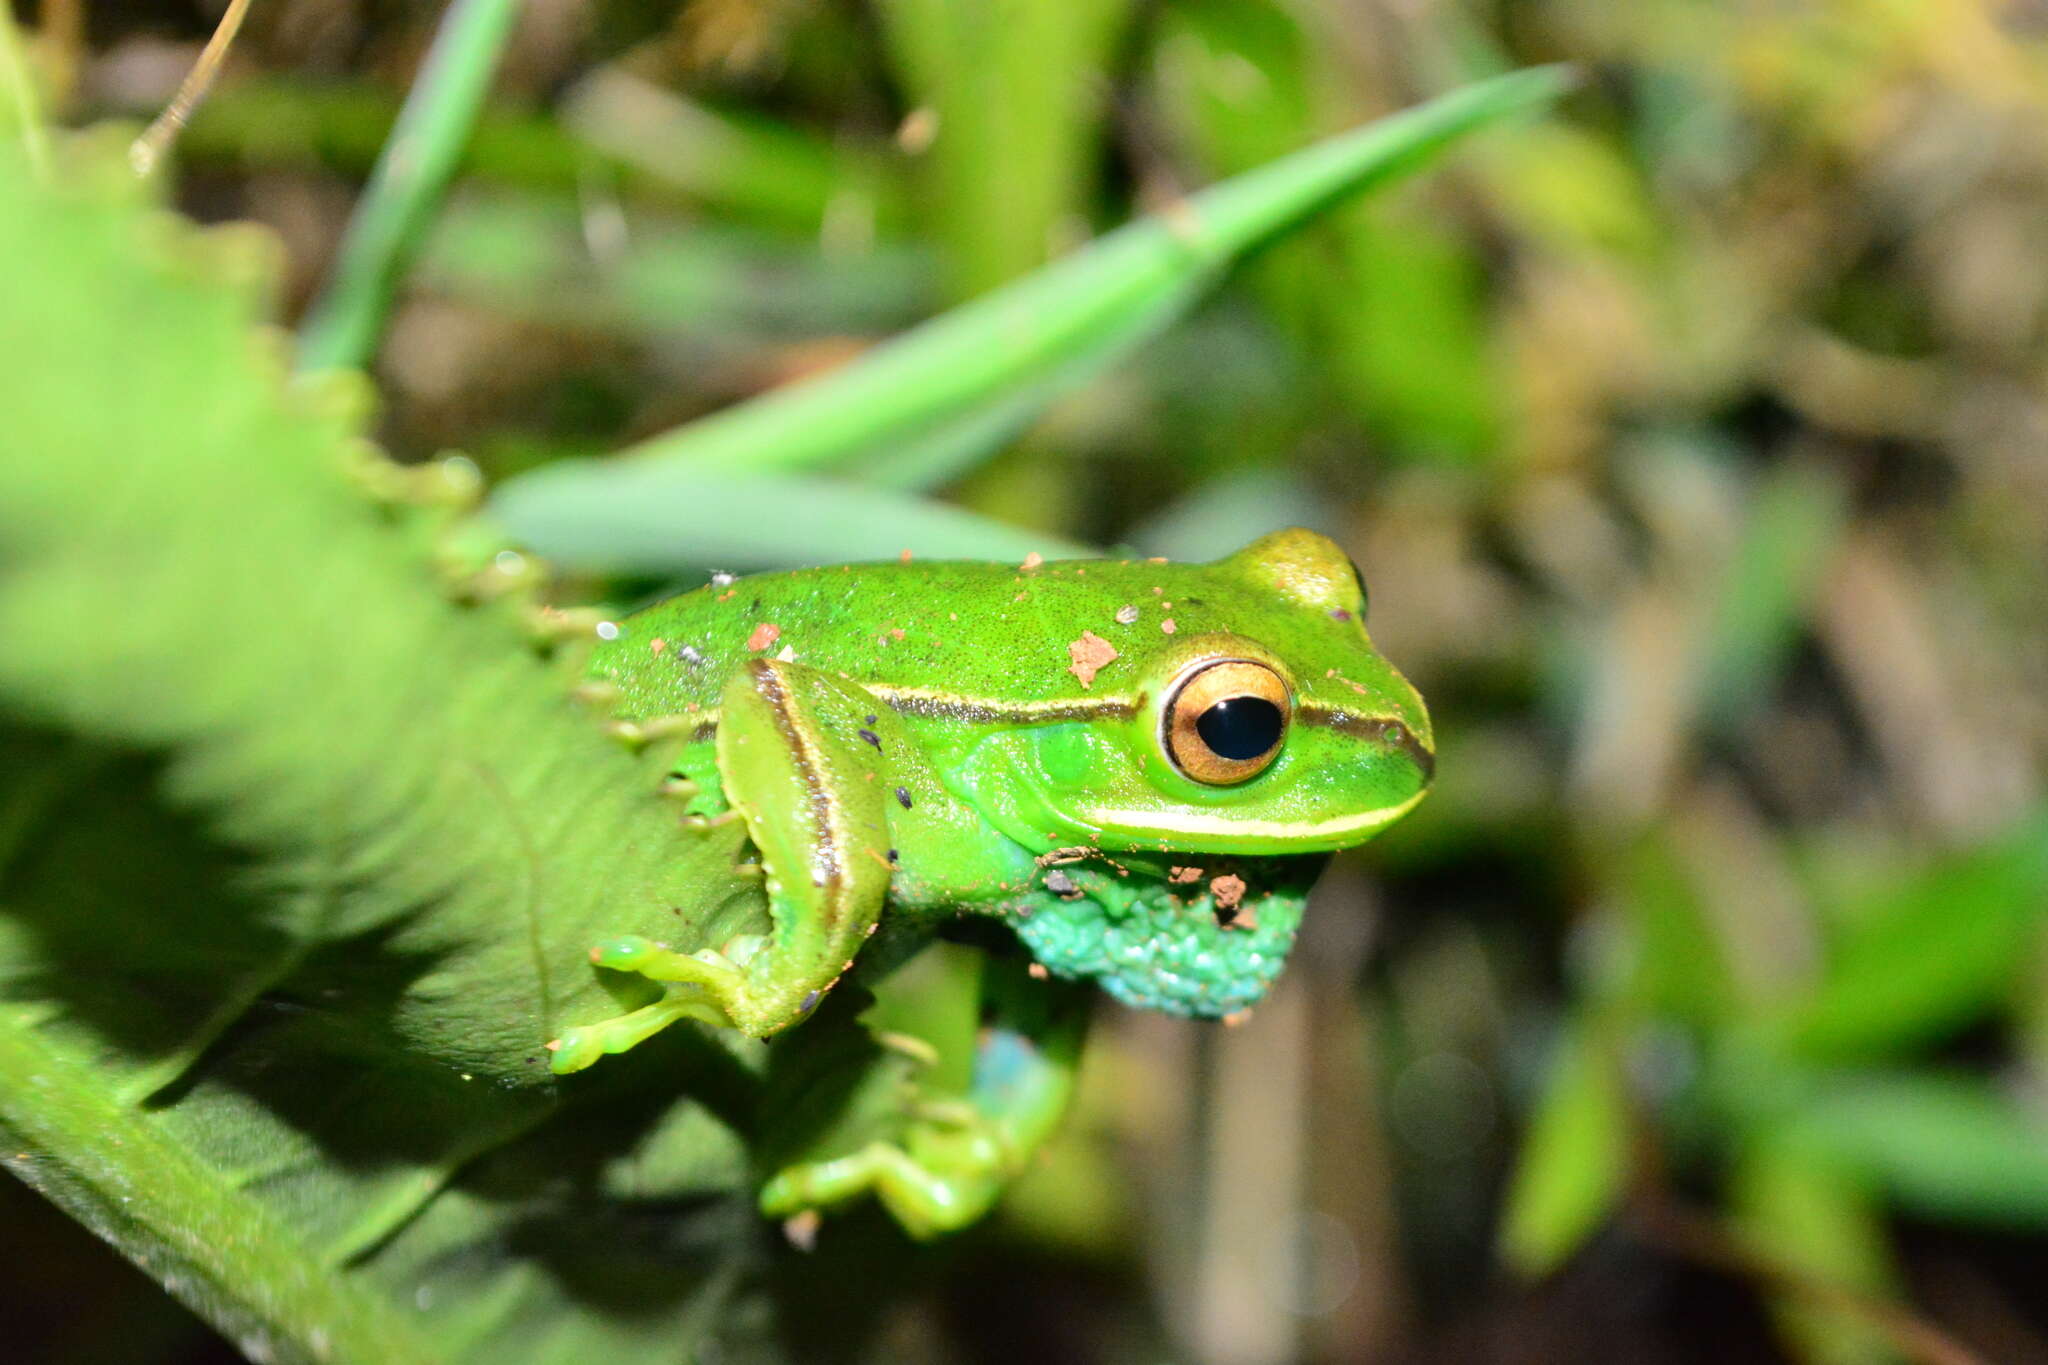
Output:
[{"left": 1374, "top": 718, "right": 1434, "bottom": 784}]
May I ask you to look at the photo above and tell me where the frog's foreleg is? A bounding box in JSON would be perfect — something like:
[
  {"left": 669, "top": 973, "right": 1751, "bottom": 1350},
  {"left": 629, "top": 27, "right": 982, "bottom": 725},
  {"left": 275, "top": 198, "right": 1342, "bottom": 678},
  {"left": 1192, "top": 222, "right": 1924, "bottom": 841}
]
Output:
[
  {"left": 760, "top": 959, "right": 1090, "bottom": 1239},
  {"left": 549, "top": 659, "right": 894, "bottom": 1072}
]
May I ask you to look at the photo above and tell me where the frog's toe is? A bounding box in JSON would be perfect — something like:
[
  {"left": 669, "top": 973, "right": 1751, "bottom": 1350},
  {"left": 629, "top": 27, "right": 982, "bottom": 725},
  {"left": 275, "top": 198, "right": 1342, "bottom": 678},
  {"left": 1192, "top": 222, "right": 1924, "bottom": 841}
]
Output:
[
  {"left": 588, "top": 936, "right": 747, "bottom": 995},
  {"left": 548, "top": 994, "right": 730, "bottom": 1074},
  {"left": 545, "top": 1027, "right": 607, "bottom": 1075},
  {"left": 589, "top": 935, "right": 659, "bottom": 969}
]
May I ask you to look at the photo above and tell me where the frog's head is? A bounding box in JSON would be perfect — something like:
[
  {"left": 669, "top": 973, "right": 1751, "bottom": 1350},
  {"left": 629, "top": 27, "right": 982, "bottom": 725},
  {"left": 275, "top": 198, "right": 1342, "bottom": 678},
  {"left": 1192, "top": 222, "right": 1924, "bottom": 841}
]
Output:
[{"left": 963, "top": 529, "right": 1434, "bottom": 858}]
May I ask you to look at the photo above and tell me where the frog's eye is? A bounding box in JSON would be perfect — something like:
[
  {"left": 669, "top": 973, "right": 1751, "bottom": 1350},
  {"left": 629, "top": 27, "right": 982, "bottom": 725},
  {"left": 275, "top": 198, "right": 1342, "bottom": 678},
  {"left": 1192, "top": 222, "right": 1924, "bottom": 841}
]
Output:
[{"left": 1163, "top": 660, "right": 1291, "bottom": 785}]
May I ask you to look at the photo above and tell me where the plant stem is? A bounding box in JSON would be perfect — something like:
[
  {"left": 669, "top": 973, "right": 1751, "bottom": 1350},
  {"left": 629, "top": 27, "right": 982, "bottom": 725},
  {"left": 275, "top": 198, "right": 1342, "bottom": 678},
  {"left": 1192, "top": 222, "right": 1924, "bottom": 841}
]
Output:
[{"left": 0, "top": 1017, "right": 440, "bottom": 1365}]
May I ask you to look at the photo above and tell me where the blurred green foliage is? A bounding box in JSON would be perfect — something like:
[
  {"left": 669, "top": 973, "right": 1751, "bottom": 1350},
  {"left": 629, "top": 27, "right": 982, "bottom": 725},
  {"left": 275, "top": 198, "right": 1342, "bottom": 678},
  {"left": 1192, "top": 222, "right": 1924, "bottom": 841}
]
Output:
[{"left": 5, "top": 0, "right": 2048, "bottom": 1362}]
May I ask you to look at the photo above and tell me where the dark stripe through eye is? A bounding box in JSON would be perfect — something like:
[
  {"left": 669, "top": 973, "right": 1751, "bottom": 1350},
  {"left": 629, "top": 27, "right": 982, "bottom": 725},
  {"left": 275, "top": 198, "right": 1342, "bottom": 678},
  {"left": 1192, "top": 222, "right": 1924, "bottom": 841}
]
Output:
[{"left": 1195, "top": 697, "right": 1283, "bottom": 761}]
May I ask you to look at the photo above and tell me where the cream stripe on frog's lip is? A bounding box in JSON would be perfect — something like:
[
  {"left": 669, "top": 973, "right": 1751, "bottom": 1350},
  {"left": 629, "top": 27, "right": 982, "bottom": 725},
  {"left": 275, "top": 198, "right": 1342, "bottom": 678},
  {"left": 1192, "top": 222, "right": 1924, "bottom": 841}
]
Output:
[{"left": 1075, "top": 787, "right": 1429, "bottom": 843}]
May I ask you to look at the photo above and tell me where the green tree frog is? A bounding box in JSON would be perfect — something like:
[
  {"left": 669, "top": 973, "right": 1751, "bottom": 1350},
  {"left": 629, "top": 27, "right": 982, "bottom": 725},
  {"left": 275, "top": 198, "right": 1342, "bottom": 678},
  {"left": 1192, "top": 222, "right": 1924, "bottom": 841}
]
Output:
[{"left": 549, "top": 529, "right": 1432, "bottom": 1236}]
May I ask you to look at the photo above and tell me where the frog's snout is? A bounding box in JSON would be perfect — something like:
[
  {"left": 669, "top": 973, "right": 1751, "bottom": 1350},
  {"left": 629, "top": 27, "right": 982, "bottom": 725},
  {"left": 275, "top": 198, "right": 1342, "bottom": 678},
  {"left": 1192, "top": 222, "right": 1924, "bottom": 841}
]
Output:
[{"left": 1374, "top": 716, "right": 1435, "bottom": 787}]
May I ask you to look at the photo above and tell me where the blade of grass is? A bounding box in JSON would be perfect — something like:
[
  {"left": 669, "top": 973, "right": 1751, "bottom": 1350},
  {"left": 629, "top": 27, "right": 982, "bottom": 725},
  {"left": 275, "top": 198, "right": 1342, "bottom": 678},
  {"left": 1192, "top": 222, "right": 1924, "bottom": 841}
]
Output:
[
  {"left": 297, "top": 0, "right": 523, "bottom": 374},
  {"left": 1788, "top": 1072, "right": 2048, "bottom": 1228},
  {"left": 0, "top": 0, "right": 51, "bottom": 181},
  {"left": 1771, "top": 810, "right": 2048, "bottom": 1064},
  {"left": 157, "top": 75, "right": 908, "bottom": 234},
  {"left": 1497, "top": 1015, "right": 1630, "bottom": 1276},
  {"left": 493, "top": 65, "right": 1571, "bottom": 520},
  {"left": 876, "top": 0, "right": 1131, "bottom": 300},
  {"left": 558, "top": 68, "right": 908, "bottom": 240},
  {"left": 490, "top": 467, "right": 1094, "bottom": 576}
]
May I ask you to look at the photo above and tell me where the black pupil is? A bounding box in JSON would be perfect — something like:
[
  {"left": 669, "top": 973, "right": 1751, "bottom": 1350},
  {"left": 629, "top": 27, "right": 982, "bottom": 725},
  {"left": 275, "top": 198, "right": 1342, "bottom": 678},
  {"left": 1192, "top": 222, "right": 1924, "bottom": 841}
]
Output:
[{"left": 1195, "top": 696, "right": 1283, "bottom": 762}]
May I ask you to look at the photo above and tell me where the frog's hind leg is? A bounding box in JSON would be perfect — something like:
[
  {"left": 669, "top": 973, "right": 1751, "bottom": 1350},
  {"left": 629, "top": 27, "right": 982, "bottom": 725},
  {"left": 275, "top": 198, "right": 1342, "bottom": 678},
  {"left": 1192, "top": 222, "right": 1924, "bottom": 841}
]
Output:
[
  {"left": 760, "top": 958, "right": 1090, "bottom": 1238},
  {"left": 549, "top": 659, "right": 895, "bottom": 1073}
]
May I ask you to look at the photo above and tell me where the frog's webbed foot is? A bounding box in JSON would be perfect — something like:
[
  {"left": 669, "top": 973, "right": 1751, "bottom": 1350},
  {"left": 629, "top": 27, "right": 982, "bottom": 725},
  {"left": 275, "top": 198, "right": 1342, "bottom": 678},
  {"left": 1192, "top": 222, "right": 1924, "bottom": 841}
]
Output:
[
  {"left": 548, "top": 935, "right": 774, "bottom": 1074},
  {"left": 759, "top": 1104, "right": 1013, "bottom": 1240}
]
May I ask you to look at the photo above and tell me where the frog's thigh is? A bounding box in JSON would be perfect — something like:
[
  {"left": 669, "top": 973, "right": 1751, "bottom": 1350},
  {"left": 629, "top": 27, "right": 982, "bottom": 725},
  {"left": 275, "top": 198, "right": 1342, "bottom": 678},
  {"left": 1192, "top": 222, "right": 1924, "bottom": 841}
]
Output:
[{"left": 715, "top": 658, "right": 894, "bottom": 1031}]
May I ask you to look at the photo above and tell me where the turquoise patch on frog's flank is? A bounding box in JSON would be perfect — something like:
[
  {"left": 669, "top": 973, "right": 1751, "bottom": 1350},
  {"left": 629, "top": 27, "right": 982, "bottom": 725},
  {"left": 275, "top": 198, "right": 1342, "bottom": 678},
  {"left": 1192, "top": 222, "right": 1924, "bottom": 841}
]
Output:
[{"left": 1013, "top": 879, "right": 1309, "bottom": 1017}]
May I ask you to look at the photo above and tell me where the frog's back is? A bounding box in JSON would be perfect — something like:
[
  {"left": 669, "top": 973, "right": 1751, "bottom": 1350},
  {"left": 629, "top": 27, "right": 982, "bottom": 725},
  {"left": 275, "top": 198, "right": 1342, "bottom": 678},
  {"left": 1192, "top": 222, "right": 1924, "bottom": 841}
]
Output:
[
  {"left": 589, "top": 560, "right": 1032, "bottom": 720},
  {"left": 586, "top": 535, "right": 1415, "bottom": 745},
  {"left": 591, "top": 556, "right": 1202, "bottom": 720}
]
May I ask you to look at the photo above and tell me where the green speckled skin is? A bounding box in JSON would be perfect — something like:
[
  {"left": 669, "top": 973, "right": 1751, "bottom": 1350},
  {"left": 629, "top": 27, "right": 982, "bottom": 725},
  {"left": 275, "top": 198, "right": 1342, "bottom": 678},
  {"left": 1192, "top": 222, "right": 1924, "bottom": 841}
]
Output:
[{"left": 550, "top": 529, "right": 1432, "bottom": 1235}]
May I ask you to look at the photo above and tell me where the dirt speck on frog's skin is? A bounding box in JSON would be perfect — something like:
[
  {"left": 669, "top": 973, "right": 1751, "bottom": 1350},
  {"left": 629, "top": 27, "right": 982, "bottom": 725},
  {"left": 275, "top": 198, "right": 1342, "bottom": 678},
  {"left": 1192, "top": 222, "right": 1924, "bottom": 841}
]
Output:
[
  {"left": 1209, "top": 874, "right": 1251, "bottom": 929},
  {"left": 1067, "top": 630, "right": 1118, "bottom": 688},
  {"left": 1169, "top": 865, "right": 1203, "bottom": 884},
  {"left": 895, "top": 786, "right": 914, "bottom": 810},
  {"left": 746, "top": 622, "right": 780, "bottom": 651},
  {"left": 1043, "top": 869, "right": 1082, "bottom": 899},
  {"left": 1115, "top": 604, "right": 1139, "bottom": 626}
]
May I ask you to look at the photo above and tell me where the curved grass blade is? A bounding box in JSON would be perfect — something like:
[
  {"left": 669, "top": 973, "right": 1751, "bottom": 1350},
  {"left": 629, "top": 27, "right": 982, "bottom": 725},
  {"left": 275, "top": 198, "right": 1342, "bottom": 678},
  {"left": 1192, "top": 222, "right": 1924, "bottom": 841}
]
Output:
[
  {"left": 491, "top": 466, "right": 1094, "bottom": 576},
  {"left": 489, "top": 64, "right": 1572, "bottom": 533},
  {"left": 298, "top": 0, "right": 523, "bottom": 373}
]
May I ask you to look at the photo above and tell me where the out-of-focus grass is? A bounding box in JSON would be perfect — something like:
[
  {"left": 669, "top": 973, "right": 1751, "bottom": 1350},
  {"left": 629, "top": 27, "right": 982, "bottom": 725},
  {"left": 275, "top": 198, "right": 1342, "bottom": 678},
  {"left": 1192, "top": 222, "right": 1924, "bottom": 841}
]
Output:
[{"left": 11, "top": 0, "right": 2048, "bottom": 1361}]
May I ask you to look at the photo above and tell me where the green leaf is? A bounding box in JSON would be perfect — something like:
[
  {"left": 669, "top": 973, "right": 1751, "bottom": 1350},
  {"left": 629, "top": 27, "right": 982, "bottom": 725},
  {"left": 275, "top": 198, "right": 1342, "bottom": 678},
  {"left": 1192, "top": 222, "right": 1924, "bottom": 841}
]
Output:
[
  {"left": 1773, "top": 812, "right": 2048, "bottom": 1063},
  {"left": 1730, "top": 1132, "right": 1898, "bottom": 1365},
  {"left": 487, "top": 64, "right": 1572, "bottom": 542},
  {"left": 1785, "top": 1072, "right": 2048, "bottom": 1228},
  {"left": 0, "top": 136, "right": 938, "bottom": 1361},
  {"left": 1497, "top": 1017, "right": 1630, "bottom": 1276}
]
